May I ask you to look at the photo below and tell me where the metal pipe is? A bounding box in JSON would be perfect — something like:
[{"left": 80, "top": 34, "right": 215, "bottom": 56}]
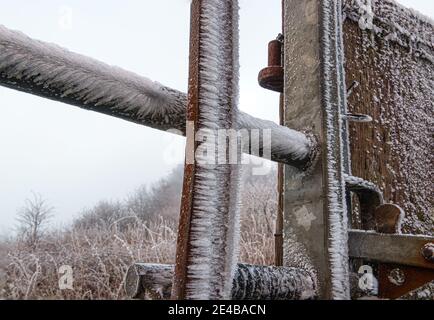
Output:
[
  {"left": 125, "top": 263, "right": 317, "bottom": 300},
  {"left": 0, "top": 24, "right": 314, "bottom": 169}
]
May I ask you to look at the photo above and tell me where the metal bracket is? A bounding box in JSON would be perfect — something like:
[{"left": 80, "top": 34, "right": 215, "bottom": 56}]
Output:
[{"left": 347, "top": 176, "right": 434, "bottom": 299}]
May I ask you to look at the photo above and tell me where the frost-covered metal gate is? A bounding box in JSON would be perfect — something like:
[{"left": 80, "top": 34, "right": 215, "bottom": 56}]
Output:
[
  {"left": 282, "top": 0, "right": 434, "bottom": 300},
  {"left": 0, "top": 0, "right": 433, "bottom": 300}
]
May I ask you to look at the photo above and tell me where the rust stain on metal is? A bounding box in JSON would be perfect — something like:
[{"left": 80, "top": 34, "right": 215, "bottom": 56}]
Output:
[
  {"left": 378, "top": 264, "right": 434, "bottom": 300},
  {"left": 274, "top": 1, "right": 285, "bottom": 267},
  {"left": 171, "top": 0, "right": 201, "bottom": 300},
  {"left": 343, "top": 3, "right": 433, "bottom": 299},
  {"left": 343, "top": 14, "right": 433, "bottom": 236}
]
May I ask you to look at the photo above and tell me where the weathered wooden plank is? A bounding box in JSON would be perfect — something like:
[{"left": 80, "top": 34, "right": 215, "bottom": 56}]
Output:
[{"left": 342, "top": 0, "right": 434, "bottom": 235}]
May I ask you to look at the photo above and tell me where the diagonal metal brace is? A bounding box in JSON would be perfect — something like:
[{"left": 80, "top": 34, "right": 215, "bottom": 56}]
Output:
[{"left": 349, "top": 230, "right": 434, "bottom": 299}]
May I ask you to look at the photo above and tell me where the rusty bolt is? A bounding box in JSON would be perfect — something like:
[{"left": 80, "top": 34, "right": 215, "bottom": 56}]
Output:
[
  {"left": 421, "top": 243, "right": 434, "bottom": 262},
  {"left": 258, "top": 39, "right": 284, "bottom": 93},
  {"left": 387, "top": 268, "right": 406, "bottom": 286}
]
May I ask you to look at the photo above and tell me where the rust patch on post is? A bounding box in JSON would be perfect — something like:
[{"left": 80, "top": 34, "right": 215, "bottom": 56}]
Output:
[
  {"left": 274, "top": 0, "right": 285, "bottom": 267},
  {"left": 171, "top": 0, "right": 201, "bottom": 300}
]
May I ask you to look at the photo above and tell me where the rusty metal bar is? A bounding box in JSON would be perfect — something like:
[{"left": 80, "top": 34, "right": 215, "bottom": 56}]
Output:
[
  {"left": 126, "top": 263, "right": 316, "bottom": 300},
  {"left": 171, "top": 0, "right": 201, "bottom": 300},
  {"left": 378, "top": 264, "right": 434, "bottom": 299},
  {"left": 0, "top": 24, "right": 314, "bottom": 169},
  {"left": 172, "top": 0, "right": 241, "bottom": 300},
  {"left": 348, "top": 230, "right": 434, "bottom": 270}
]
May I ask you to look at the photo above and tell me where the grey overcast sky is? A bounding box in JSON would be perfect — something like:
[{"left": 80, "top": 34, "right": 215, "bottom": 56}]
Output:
[{"left": 0, "top": 0, "right": 433, "bottom": 233}]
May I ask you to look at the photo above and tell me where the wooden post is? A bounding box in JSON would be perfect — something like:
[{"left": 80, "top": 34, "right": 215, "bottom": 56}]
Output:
[
  {"left": 343, "top": 0, "right": 434, "bottom": 236},
  {"left": 343, "top": 0, "right": 434, "bottom": 299}
]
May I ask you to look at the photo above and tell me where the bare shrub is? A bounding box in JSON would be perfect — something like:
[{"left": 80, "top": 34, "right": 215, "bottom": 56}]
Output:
[{"left": 16, "top": 192, "right": 53, "bottom": 249}]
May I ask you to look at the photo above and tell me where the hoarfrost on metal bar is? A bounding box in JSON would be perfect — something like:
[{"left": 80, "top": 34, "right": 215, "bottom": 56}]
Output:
[
  {"left": 185, "top": 0, "right": 241, "bottom": 300},
  {"left": 0, "top": 24, "right": 313, "bottom": 168},
  {"left": 320, "top": 0, "right": 351, "bottom": 299},
  {"left": 125, "top": 263, "right": 317, "bottom": 300}
]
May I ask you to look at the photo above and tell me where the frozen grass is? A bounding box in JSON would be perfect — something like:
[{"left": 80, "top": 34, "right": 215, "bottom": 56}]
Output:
[
  {"left": 0, "top": 213, "right": 275, "bottom": 300},
  {"left": 0, "top": 166, "right": 277, "bottom": 300},
  {"left": 1, "top": 217, "right": 177, "bottom": 299}
]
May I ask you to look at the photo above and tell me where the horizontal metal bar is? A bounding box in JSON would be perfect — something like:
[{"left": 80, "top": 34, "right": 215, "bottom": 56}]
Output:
[
  {"left": 0, "top": 24, "right": 315, "bottom": 169},
  {"left": 344, "top": 174, "right": 384, "bottom": 204},
  {"left": 348, "top": 230, "right": 434, "bottom": 270},
  {"left": 125, "top": 263, "right": 316, "bottom": 300}
]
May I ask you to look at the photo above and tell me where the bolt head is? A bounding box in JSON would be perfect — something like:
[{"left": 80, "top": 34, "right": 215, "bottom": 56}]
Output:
[
  {"left": 421, "top": 243, "right": 434, "bottom": 262},
  {"left": 388, "top": 268, "right": 406, "bottom": 286}
]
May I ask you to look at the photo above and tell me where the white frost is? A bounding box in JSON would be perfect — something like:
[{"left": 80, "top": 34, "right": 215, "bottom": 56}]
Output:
[
  {"left": 0, "top": 23, "right": 313, "bottom": 167},
  {"left": 355, "top": 0, "right": 374, "bottom": 30},
  {"left": 320, "top": 0, "right": 351, "bottom": 300},
  {"left": 0, "top": 25, "right": 186, "bottom": 129},
  {"left": 185, "top": 0, "right": 241, "bottom": 300}
]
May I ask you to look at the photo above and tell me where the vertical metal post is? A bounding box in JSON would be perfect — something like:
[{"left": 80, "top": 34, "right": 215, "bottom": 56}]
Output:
[
  {"left": 171, "top": 0, "right": 200, "bottom": 300},
  {"left": 283, "top": 0, "right": 350, "bottom": 299},
  {"left": 172, "top": 0, "right": 240, "bottom": 300},
  {"left": 274, "top": 0, "right": 285, "bottom": 267}
]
